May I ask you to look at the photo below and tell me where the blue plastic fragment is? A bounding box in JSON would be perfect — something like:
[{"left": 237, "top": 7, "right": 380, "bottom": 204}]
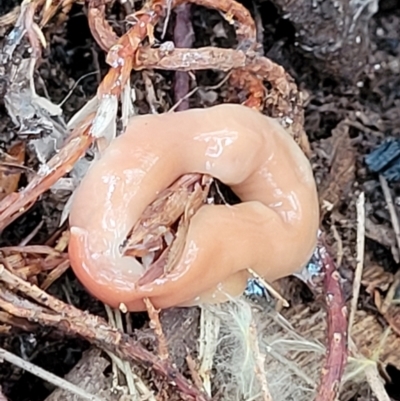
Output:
[
  {"left": 244, "top": 279, "right": 268, "bottom": 298},
  {"left": 365, "top": 139, "right": 400, "bottom": 182}
]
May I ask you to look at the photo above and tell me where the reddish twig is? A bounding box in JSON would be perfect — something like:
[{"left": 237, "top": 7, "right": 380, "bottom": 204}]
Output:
[
  {"left": 173, "top": 0, "right": 256, "bottom": 45},
  {"left": 144, "top": 298, "right": 170, "bottom": 360},
  {"left": 93, "top": 0, "right": 256, "bottom": 98},
  {"left": 173, "top": 4, "right": 194, "bottom": 111},
  {"left": 0, "top": 116, "right": 95, "bottom": 232},
  {"left": 0, "top": 387, "right": 7, "bottom": 401},
  {"left": 315, "top": 237, "right": 348, "bottom": 401},
  {"left": 88, "top": 0, "right": 119, "bottom": 52},
  {"left": 135, "top": 47, "right": 308, "bottom": 151}
]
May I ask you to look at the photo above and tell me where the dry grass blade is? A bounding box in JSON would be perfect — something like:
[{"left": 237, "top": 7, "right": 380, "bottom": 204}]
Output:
[
  {"left": 104, "top": 306, "right": 142, "bottom": 400},
  {"left": 348, "top": 192, "right": 365, "bottom": 334},
  {"left": 345, "top": 191, "right": 391, "bottom": 400},
  {"left": 379, "top": 175, "right": 400, "bottom": 265},
  {"left": 249, "top": 321, "right": 274, "bottom": 401}
]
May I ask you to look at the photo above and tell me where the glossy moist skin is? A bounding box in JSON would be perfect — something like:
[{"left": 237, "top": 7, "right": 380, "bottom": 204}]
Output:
[{"left": 68, "top": 104, "right": 320, "bottom": 311}]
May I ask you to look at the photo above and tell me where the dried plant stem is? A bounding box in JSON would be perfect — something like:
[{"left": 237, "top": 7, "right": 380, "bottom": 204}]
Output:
[
  {"left": 330, "top": 223, "right": 344, "bottom": 267},
  {"left": 104, "top": 305, "right": 140, "bottom": 398},
  {"left": 315, "top": 238, "right": 348, "bottom": 401},
  {"left": 198, "top": 307, "right": 220, "bottom": 396},
  {"left": 380, "top": 175, "right": 400, "bottom": 252},
  {"left": 362, "top": 362, "right": 391, "bottom": 401},
  {"left": 104, "top": 304, "right": 121, "bottom": 391},
  {"left": 135, "top": 47, "right": 307, "bottom": 148},
  {"left": 348, "top": 192, "right": 365, "bottom": 334},
  {"left": 144, "top": 298, "right": 169, "bottom": 360},
  {"left": 0, "top": 267, "right": 210, "bottom": 401},
  {"left": 136, "top": 46, "right": 247, "bottom": 71},
  {"left": 173, "top": 3, "right": 194, "bottom": 111},
  {"left": 0, "top": 347, "right": 103, "bottom": 401},
  {"left": 379, "top": 175, "right": 400, "bottom": 314},
  {"left": 249, "top": 321, "right": 273, "bottom": 401},
  {"left": 105, "top": 351, "right": 157, "bottom": 401},
  {"left": 349, "top": 339, "right": 391, "bottom": 401},
  {"left": 343, "top": 192, "right": 390, "bottom": 400},
  {"left": 0, "top": 118, "right": 94, "bottom": 232}
]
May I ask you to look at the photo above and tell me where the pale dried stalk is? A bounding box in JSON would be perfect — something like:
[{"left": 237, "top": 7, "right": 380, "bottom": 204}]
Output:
[
  {"left": 379, "top": 175, "right": 400, "bottom": 314},
  {"left": 198, "top": 307, "right": 220, "bottom": 396},
  {"left": 0, "top": 347, "right": 103, "bottom": 401},
  {"left": 249, "top": 321, "right": 274, "bottom": 401},
  {"left": 348, "top": 192, "right": 365, "bottom": 334}
]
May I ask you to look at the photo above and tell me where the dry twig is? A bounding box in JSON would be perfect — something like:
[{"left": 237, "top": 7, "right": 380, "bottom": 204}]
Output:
[
  {"left": 198, "top": 308, "right": 220, "bottom": 396},
  {"left": 0, "top": 267, "right": 210, "bottom": 401},
  {"left": 173, "top": 3, "right": 194, "bottom": 111},
  {"left": 315, "top": 237, "right": 348, "bottom": 401},
  {"left": 0, "top": 347, "right": 104, "bottom": 401},
  {"left": 144, "top": 298, "right": 169, "bottom": 360},
  {"left": 348, "top": 192, "right": 365, "bottom": 334}
]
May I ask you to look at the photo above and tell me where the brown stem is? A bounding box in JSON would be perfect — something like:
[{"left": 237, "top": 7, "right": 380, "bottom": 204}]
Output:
[
  {"left": 315, "top": 237, "right": 348, "bottom": 401},
  {"left": 173, "top": 4, "right": 194, "bottom": 111},
  {"left": 0, "top": 268, "right": 210, "bottom": 401}
]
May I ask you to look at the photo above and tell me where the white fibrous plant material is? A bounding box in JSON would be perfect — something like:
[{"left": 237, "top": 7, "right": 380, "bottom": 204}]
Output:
[
  {"left": 4, "top": 57, "right": 68, "bottom": 165},
  {"left": 349, "top": 0, "right": 378, "bottom": 33},
  {"left": 60, "top": 82, "right": 134, "bottom": 224},
  {"left": 90, "top": 95, "right": 118, "bottom": 143},
  {"left": 67, "top": 96, "right": 100, "bottom": 131},
  {"left": 121, "top": 79, "right": 137, "bottom": 130},
  {"left": 204, "top": 298, "right": 325, "bottom": 401},
  {"left": 58, "top": 158, "right": 93, "bottom": 225}
]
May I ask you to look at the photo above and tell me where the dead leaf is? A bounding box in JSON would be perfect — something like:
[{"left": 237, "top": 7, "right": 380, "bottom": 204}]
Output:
[
  {"left": 365, "top": 218, "right": 399, "bottom": 263},
  {"left": 361, "top": 262, "right": 394, "bottom": 294},
  {"left": 124, "top": 174, "right": 212, "bottom": 257},
  {"left": 384, "top": 304, "right": 400, "bottom": 338},
  {"left": 0, "top": 142, "right": 25, "bottom": 201},
  {"left": 319, "top": 121, "right": 356, "bottom": 218}
]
